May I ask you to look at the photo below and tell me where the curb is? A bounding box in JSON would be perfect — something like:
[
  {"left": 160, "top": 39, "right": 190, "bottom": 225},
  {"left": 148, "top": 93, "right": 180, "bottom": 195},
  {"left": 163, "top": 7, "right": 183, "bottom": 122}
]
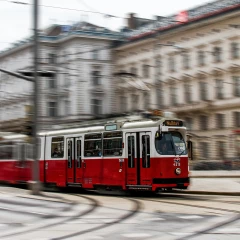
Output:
[{"left": 173, "top": 190, "right": 240, "bottom": 196}]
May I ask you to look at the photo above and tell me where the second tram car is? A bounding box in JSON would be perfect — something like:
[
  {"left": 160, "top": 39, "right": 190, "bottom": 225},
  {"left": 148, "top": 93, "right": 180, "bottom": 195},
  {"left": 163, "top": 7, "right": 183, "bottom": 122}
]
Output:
[{"left": 0, "top": 112, "right": 191, "bottom": 192}]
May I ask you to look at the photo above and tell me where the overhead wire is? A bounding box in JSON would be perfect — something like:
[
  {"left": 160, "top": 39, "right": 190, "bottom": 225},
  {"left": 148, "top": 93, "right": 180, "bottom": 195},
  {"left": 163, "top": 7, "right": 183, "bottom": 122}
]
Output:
[
  {"left": 1, "top": 0, "right": 124, "bottom": 71},
  {"left": 2, "top": 0, "right": 122, "bottom": 18}
]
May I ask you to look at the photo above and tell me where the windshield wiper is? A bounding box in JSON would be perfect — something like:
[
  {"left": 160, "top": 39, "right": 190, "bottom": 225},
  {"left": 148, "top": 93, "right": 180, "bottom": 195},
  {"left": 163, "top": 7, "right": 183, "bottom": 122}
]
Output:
[
  {"left": 170, "top": 141, "right": 177, "bottom": 156},
  {"left": 178, "top": 149, "right": 185, "bottom": 157}
]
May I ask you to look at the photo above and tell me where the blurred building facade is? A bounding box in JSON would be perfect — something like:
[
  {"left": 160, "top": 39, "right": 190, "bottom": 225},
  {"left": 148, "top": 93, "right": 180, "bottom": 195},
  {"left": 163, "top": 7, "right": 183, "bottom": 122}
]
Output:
[
  {"left": 115, "top": 0, "right": 240, "bottom": 161},
  {"left": 0, "top": 0, "right": 239, "bottom": 163},
  {"left": 0, "top": 22, "right": 122, "bottom": 131}
]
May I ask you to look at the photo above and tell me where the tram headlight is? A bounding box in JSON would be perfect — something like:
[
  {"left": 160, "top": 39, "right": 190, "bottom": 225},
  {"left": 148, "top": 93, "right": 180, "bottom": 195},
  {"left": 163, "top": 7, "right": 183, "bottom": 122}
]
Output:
[{"left": 175, "top": 168, "right": 181, "bottom": 175}]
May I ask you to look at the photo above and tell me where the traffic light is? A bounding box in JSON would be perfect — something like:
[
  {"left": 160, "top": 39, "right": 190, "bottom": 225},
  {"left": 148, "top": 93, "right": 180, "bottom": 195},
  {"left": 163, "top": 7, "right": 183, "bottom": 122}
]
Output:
[
  {"left": 24, "top": 121, "right": 34, "bottom": 136},
  {"left": 23, "top": 105, "right": 34, "bottom": 136}
]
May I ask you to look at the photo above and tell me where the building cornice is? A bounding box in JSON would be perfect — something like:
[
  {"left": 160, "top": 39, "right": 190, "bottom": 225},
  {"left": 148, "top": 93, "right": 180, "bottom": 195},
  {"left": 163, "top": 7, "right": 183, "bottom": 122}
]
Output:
[{"left": 115, "top": 5, "right": 240, "bottom": 50}]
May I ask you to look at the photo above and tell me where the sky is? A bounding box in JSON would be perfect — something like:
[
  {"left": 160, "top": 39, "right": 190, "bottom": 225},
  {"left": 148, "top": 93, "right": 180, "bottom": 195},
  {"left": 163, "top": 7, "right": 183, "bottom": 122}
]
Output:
[{"left": 0, "top": 0, "right": 212, "bottom": 51}]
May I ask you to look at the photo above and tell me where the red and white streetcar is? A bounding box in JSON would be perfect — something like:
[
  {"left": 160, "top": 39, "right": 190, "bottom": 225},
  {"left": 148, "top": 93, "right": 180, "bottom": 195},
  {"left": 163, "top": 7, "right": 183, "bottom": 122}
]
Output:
[{"left": 0, "top": 112, "right": 191, "bottom": 192}]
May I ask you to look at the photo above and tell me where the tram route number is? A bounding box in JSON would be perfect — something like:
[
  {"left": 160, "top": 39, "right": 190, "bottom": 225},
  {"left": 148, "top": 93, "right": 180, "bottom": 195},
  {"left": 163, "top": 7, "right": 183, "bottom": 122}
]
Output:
[{"left": 173, "top": 158, "right": 181, "bottom": 167}]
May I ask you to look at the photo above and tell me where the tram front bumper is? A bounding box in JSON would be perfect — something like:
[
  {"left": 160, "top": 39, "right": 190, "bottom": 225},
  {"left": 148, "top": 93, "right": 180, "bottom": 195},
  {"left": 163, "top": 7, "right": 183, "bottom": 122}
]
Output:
[{"left": 152, "top": 177, "right": 190, "bottom": 191}]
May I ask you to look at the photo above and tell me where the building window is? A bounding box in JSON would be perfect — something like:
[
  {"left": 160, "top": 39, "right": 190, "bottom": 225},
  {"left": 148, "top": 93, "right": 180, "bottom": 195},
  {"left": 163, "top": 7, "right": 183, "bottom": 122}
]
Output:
[
  {"left": 185, "top": 117, "right": 193, "bottom": 131},
  {"left": 184, "top": 83, "right": 192, "bottom": 103},
  {"left": 91, "top": 99, "right": 102, "bottom": 116},
  {"left": 233, "top": 76, "right": 240, "bottom": 97},
  {"left": 170, "top": 87, "right": 177, "bottom": 106},
  {"left": 169, "top": 56, "right": 175, "bottom": 72},
  {"left": 65, "top": 100, "right": 71, "bottom": 115},
  {"left": 120, "top": 96, "right": 127, "bottom": 112},
  {"left": 231, "top": 42, "right": 239, "bottom": 59},
  {"left": 63, "top": 72, "right": 70, "bottom": 87},
  {"left": 92, "top": 50, "right": 99, "bottom": 60},
  {"left": 142, "top": 64, "right": 150, "bottom": 78},
  {"left": 63, "top": 51, "right": 68, "bottom": 62},
  {"left": 200, "top": 142, "right": 208, "bottom": 159},
  {"left": 198, "top": 50, "right": 205, "bottom": 66},
  {"left": 49, "top": 53, "right": 56, "bottom": 64},
  {"left": 92, "top": 71, "right": 101, "bottom": 85},
  {"left": 144, "top": 92, "right": 150, "bottom": 109},
  {"left": 199, "top": 82, "right": 208, "bottom": 101},
  {"left": 234, "top": 112, "right": 240, "bottom": 127},
  {"left": 217, "top": 141, "right": 225, "bottom": 159},
  {"left": 199, "top": 115, "right": 208, "bottom": 130},
  {"left": 48, "top": 102, "right": 57, "bottom": 117},
  {"left": 213, "top": 47, "right": 222, "bottom": 62},
  {"left": 48, "top": 75, "right": 56, "bottom": 89},
  {"left": 157, "top": 88, "right": 163, "bottom": 108},
  {"left": 182, "top": 53, "right": 190, "bottom": 69},
  {"left": 132, "top": 94, "right": 139, "bottom": 110},
  {"left": 216, "top": 113, "right": 225, "bottom": 129},
  {"left": 216, "top": 79, "right": 224, "bottom": 99}
]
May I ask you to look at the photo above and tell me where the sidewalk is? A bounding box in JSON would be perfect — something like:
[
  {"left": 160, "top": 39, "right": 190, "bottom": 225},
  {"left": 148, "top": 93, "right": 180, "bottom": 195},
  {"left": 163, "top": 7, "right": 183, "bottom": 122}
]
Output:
[
  {"left": 190, "top": 170, "right": 240, "bottom": 178},
  {"left": 175, "top": 171, "right": 240, "bottom": 196}
]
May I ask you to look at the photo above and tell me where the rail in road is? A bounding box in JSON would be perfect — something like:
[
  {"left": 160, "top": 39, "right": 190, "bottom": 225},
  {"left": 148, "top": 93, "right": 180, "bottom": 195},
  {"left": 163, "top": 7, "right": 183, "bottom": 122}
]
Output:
[
  {"left": 0, "top": 191, "right": 141, "bottom": 240},
  {"left": 0, "top": 186, "right": 239, "bottom": 240},
  {"left": 131, "top": 192, "right": 240, "bottom": 240}
]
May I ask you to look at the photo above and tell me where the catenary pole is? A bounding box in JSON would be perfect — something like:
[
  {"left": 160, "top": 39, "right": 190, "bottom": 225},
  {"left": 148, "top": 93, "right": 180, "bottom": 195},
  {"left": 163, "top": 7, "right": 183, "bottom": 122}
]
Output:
[{"left": 32, "top": 0, "right": 40, "bottom": 194}]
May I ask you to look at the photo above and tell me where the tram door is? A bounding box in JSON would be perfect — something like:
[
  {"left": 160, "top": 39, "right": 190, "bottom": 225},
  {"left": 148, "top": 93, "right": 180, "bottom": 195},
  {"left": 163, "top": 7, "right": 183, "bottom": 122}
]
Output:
[
  {"left": 126, "top": 132, "right": 152, "bottom": 186},
  {"left": 67, "top": 137, "right": 83, "bottom": 184}
]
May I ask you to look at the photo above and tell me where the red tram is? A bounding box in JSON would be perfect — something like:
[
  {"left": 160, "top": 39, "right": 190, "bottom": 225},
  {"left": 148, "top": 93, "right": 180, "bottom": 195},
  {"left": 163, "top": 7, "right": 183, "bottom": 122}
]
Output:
[{"left": 0, "top": 113, "right": 190, "bottom": 192}]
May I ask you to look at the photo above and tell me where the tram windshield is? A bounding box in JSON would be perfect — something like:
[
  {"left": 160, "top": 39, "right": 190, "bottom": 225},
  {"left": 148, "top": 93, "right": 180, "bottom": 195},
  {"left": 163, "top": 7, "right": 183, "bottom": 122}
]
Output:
[{"left": 155, "top": 131, "right": 187, "bottom": 155}]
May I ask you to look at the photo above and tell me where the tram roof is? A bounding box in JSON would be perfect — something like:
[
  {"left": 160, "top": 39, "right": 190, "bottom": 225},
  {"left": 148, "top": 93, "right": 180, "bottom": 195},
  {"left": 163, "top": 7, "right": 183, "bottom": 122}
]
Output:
[
  {"left": 39, "top": 125, "right": 105, "bottom": 137},
  {"left": 39, "top": 116, "right": 184, "bottom": 137}
]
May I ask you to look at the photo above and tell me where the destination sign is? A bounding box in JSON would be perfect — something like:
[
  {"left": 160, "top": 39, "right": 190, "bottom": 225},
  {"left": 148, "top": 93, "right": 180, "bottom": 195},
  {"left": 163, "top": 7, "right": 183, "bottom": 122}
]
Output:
[
  {"left": 105, "top": 124, "right": 117, "bottom": 131},
  {"left": 164, "top": 120, "right": 183, "bottom": 127}
]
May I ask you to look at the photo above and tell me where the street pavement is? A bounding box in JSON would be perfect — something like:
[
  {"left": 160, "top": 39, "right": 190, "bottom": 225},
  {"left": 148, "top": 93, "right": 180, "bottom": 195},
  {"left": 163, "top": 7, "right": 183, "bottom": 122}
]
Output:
[{"left": 0, "top": 171, "right": 239, "bottom": 240}]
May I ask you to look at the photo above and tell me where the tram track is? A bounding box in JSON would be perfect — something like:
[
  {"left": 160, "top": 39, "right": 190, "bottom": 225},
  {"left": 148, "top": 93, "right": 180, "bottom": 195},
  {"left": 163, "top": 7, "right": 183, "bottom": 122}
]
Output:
[
  {"left": 0, "top": 193, "right": 141, "bottom": 240},
  {"left": 50, "top": 195, "right": 141, "bottom": 240},
  {"left": 0, "top": 188, "right": 239, "bottom": 239},
  {"left": 134, "top": 195, "right": 240, "bottom": 214},
  {"left": 130, "top": 194, "right": 240, "bottom": 240},
  {"left": 176, "top": 213, "right": 240, "bottom": 240},
  {"left": 0, "top": 194, "right": 99, "bottom": 239},
  {"left": 0, "top": 194, "right": 75, "bottom": 219}
]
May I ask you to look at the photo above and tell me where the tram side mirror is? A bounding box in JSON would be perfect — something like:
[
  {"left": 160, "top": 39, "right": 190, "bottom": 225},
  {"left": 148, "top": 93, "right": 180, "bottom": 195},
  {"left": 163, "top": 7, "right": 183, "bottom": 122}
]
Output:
[
  {"left": 155, "top": 131, "right": 163, "bottom": 140},
  {"left": 187, "top": 140, "right": 193, "bottom": 160}
]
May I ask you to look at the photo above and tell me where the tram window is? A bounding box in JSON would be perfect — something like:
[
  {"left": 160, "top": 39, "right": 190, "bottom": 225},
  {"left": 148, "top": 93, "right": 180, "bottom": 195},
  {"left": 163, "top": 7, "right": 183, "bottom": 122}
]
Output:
[
  {"left": 68, "top": 140, "right": 72, "bottom": 168},
  {"left": 103, "top": 131, "right": 122, "bottom": 157},
  {"left": 51, "top": 137, "right": 64, "bottom": 158},
  {"left": 155, "top": 132, "right": 187, "bottom": 155},
  {"left": 37, "top": 138, "right": 41, "bottom": 159},
  {"left": 76, "top": 140, "right": 81, "bottom": 168},
  {"left": 18, "top": 144, "right": 25, "bottom": 161},
  {"left": 155, "top": 132, "right": 175, "bottom": 155},
  {"left": 26, "top": 144, "right": 34, "bottom": 159},
  {"left": 142, "top": 135, "right": 150, "bottom": 168},
  {"left": 171, "top": 132, "right": 187, "bottom": 155},
  {"left": 84, "top": 133, "right": 102, "bottom": 157},
  {"left": 128, "top": 136, "right": 135, "bottom": 168},
  {"left": 0, "top": 145, "right": 14, "bottom": 160}
]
